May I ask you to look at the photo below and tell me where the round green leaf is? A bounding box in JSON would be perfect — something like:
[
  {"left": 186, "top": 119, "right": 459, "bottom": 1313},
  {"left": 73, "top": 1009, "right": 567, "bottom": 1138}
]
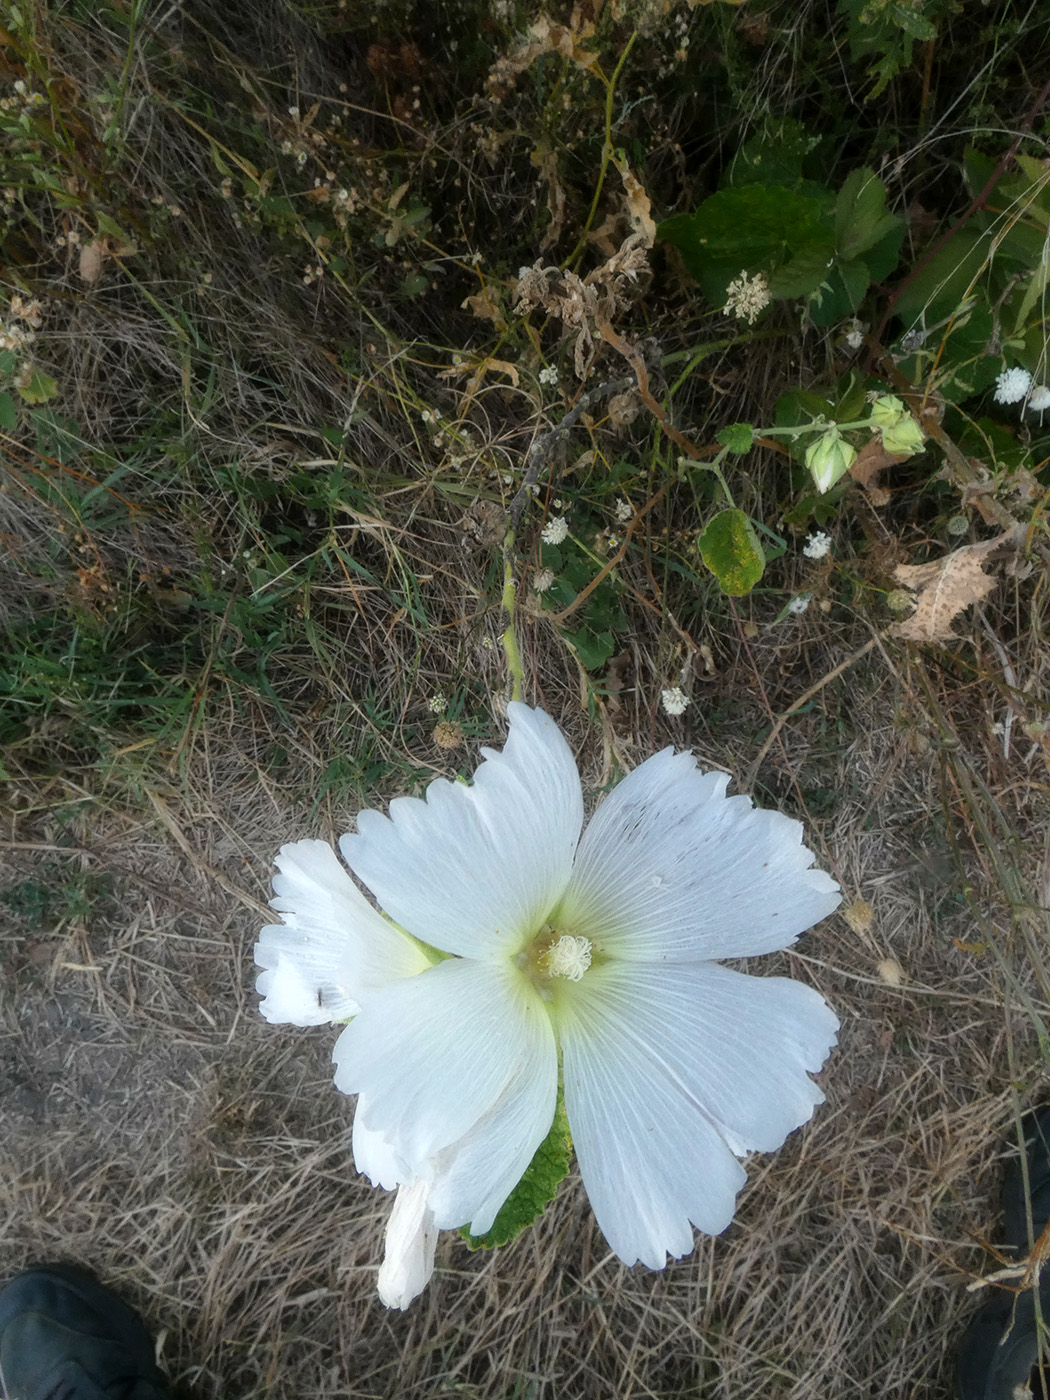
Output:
[
  {"left": 698, "top": 509, "right": 765, "bottom": 596},
  {"left": 717, "top": 422, "right": 754, "bottom": 454},
  {"left": 16, "top": 370, "right": 59, "bottom": 405}
]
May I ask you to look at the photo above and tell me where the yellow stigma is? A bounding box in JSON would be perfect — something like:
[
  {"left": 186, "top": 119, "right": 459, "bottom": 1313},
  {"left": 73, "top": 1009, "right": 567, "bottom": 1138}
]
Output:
[{"left": 541, "top": 933, "right": 593, "bottom": 982}]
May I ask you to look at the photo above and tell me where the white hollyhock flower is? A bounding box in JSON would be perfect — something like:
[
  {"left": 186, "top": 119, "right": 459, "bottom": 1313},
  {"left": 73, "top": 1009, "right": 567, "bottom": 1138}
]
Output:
[{"left": 256, "top": 705, "right": 840, "bottom": 1305}]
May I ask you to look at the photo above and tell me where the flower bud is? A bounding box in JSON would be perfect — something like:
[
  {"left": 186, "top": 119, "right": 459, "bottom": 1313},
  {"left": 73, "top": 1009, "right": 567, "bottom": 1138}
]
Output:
[
  {"left": 869, "top": 395, "right": 906, "bottom": 429},
  {"left": 880, "top": 414, "right": 925, "bottom": 456},
  {"left": 805, "top": 429, "right": 857, "bottom": 494}
]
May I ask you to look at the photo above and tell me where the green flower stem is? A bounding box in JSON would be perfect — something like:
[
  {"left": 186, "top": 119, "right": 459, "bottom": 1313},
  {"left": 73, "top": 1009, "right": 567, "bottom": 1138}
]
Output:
[
  {"left": 685, "top": 450, "right": 736, "bottom": 508},
  {"left": 501, "top": 532, "right": 524, "bottom": 703}
]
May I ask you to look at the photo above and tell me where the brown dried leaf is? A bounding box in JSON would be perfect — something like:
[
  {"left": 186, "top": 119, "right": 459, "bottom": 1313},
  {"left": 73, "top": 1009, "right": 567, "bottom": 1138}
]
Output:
[
  {"left": 461, "top": 500, "right": 505, "bottom": 549},
  {"left": 892, "top": 526, "right": 1025, "bottom": 642},
  {"left": 487, "top": 15, "right": 600, "bottom": 96},
  {"left": 460, "top": 287, "right": 507, "bottom": 330},
  {"left": 79, "top": 239, "right": 106, "bottom": 284},
  {"left": 848, "top": 438, "right": 909, "bottom": 494},
  {"left": 615, "top": 159, "right": 656, "bottom": 247}
]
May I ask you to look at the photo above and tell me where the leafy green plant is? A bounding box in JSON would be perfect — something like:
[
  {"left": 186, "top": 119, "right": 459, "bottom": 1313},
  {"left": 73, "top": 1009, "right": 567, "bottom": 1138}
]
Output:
[{"left": 658, "top": 160, "right": 904, "bottom": 328}]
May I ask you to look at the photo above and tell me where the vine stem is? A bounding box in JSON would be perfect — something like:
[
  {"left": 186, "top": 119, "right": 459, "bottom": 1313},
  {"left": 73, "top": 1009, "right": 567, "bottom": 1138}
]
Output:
[{"left": 563, "top": 30, "right": 639, "bottom": 268}]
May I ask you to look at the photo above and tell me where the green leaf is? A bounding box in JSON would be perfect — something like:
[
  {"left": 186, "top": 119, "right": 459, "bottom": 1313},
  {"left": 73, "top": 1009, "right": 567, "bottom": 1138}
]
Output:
[
  {"left": 729, "top": 117, "right": 823, "bottom": 192},
  {"left": 835, "top": 168, "right": 902, "bottom": 262},
  {"left": 564, "top": 626, "right": 616, "bottom": 671},
  {"left": 862, "top": 219, "right": 906, "bottom": 282},
  {"left": 658, "top": 185, "right": 831, "bottom": 306},
  {"left": 698, "top": 509, "right": 765, "bottom": 596},
  {"left": 717, "top": 422, "right": 754, "bottom": 454},
  {"left": 461, "top": 1093, "right": 572, "bottom": 1250},
  {"left": 16, "top": 370, "right": 59, "bottom": 404},
  {"left": 893, "top": 228, "right": 986, "bottom": 329},
  {"left": 806, "top": 258, "right": 869, "bottom": 327},
  {"left": 0, "top": 392, "right": 16, "bottom": 430},
  {"left": 767, "top": 233, "right": 836, "bottom": 298},
  {"left": 94, "top": 211, "right": 132, "bottom": 242}
]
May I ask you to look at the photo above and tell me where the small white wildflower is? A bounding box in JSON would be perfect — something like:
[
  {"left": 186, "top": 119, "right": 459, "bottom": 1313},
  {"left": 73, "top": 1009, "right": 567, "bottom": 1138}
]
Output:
[
  {"left": 723, "top": 271, "right": 771, "bottom": 326},
  {"left": 428, "top": 694, "right": 449, "bottom": 715},
  {"left": 993, "top": 366, "right": 1033, "bottom": 405},
  {"left": 615, "top": 498, "right": 633, "bottom": 522},
  {"left": 532, "top": 568, "right": 556, "bottom": 593},
  {"left": 802, "top": 532, "right": 831, "bottom": 561},
  {"left": 421, "top": 409, "right": 433, "bottom": 424},
  {"left": 1025, "top": 383, "right": 1050, "bottom": 412},
  {"left": 538, "top": 365, "right": 560, "bottom": 387},
  {"left": 844, "top": 318, "right": 865, "bottom": 352},
  {"left": 542, "top": 516, "right": 568, "bottom": 545},
  {"left": 661, "top": 687, "right": 690, "bottom": 717},
  {"left": 787, "top": 594, "right": 811, "bottom": 615}
]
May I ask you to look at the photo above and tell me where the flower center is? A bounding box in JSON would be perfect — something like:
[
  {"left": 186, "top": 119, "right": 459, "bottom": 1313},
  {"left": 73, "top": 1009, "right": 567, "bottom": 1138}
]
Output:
[
  {"left": 514, "top": 925, "right": 596, "bottom": 999},
  {"left": 541, "top": 933, "right": 592, "bottom": 982}
]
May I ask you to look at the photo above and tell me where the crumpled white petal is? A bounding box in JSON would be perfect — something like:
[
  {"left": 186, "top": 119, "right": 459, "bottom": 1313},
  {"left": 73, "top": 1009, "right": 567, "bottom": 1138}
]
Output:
[
  {"left": 255, "top": 839, "right": 432, "bottom": 1026},
  {"left": 334, "top": 956, "right": 557, "bottom": 1186},
  {"left": 557, "top": 748, "right": 841, "bottom": 963},
  {"left": 340, "top": 703, "right": 584, "bottom": 958},
  {"left": 377, "top": 1177, "right": 438, "bottom": 1310},
  {"left": 559, "top": 959, "right": 838, "bottom": 1268}
]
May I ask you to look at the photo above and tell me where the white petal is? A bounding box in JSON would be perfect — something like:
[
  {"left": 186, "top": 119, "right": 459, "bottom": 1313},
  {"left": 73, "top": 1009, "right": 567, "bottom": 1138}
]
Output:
[
  {"left": 557, "top": 749, "right": 840, "bottom": 962},
  {"left": 350, "top": 1059, "right": 557, "bottom": 1236},
  {"left": 334, "top": 957, "right": 556, "bottom": 1175},
  {"left": 377, "top": 1178, "right": 438, "bottom": 1310},
  {"left": 559, "top": 960, "right": 838, "bottom": 1268},
  {"left": 426, "top": 1028, "right": 557, "bottom": 1235},
  {"left": 340, "top": 704, "right": 583, "bottom": 958},
  {"left": 352, "top": 1098, "right": 406, "bottom": 1191},
  {"left": 255, "top": 840, "right": 432, "bottom": 1027}
]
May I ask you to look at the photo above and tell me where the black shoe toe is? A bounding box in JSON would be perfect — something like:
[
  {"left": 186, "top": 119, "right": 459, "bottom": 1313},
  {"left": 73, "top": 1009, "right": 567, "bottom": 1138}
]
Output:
[{"left": 0, "top": 1264, "right": 174, "bottom": 1400}]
